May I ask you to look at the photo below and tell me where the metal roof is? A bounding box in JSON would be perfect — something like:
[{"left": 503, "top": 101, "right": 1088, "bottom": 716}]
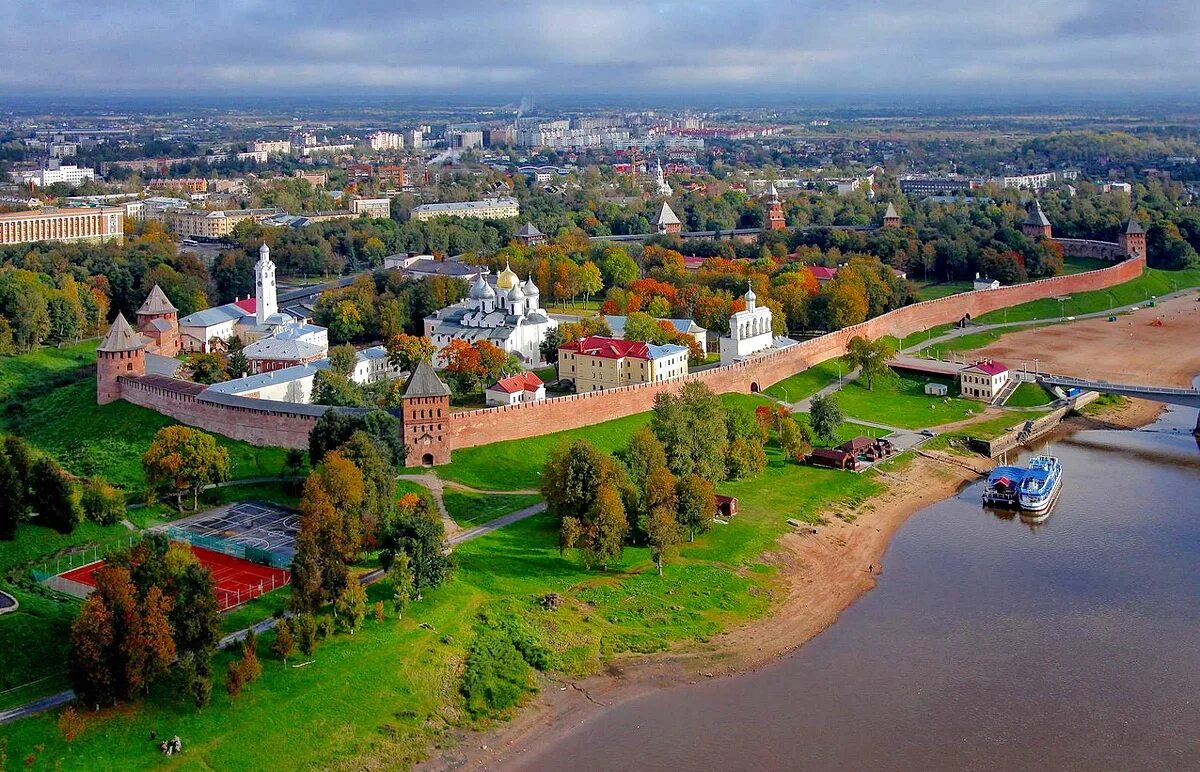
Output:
[
  {"left": 98, "top": 313, "right": 144, "bottom": 352},
  {"left": 402, "top": 359, "right": 451, "bottom": 398}
]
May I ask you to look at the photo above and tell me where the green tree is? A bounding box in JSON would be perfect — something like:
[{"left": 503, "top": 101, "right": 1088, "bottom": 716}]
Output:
[
  {"left": 644, "top": 506, "right": 681, "bottom": 576},
  {"left": 271, "top": 619, "right": 296, "bottom": 664},
  {"left": 676, "top": 474, "right": 716, "bottom": 542},
  {"left": 327, "top": 344, "right": 358, "bottom": 376},
  {"left": 386, "top": 333, "right": 435, "bottom": 371},
  {"left": 311, "top": 370, "right": 367, "bottom": 407},
  {"left": 186, "top": 352, "right": 229, "bottom": 384},
  {"left": 80, "top": 476, "right": 126, "bottom": 526},
  {"left": 389, "top": 552, "right": 415, "bottom": 617},
  {"left": 845, "top": 336, "right": 895, "bottom": 391},
  {"left": 561, "top": 484, "right": 629, "bottom": 569},
  {"left": 380, "top": 508, "right": 453, "bottom": 600},
  {"left": 31, "top": 456, "right": 82, "bottom": 534},
  {"left": 335, "top": 580, "right": 368, "bottom": 633},
  {"left": 651, "top": 382, "right": 728, "bottom": 481},
  {"left": 141, "top": 426, "right": 231, "bottom": 511},
  {"left": 809, "top": 394, "right": 844, "bottom": 445}
]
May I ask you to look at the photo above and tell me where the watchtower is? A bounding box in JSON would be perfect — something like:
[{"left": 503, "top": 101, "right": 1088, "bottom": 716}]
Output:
[
  {"left": 96, "top": 313, "right": 146, "bottom": 405},
  {"left": 399, "top": 359, "right": 452, "bottom": 467},
  {"left": 765, "top": 183, "right": 787, "bottom": 231},
  {"left": 1119, "top": 217, "right": 1146, "bottom": 258},
  {"left": 883, "top": 202, "right": 901, "bottom": 229},
  {"left": 1022, "top": 199, "right": 1052, "bottom": 240},
  {"left": 135, "top": 284, "right": 179, "bottom": 353}
]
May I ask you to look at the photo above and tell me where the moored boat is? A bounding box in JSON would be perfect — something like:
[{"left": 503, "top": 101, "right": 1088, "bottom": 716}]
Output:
[
  {"left": 983, "top": 466, "right": 1026, "bottom": 508},
  {"left": 1018, "top": 455, "right": 1062, "bottom": 512}
]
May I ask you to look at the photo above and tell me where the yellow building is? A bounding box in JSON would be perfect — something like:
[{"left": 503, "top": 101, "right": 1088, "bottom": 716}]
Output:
[
  {"left": 0, "top": 206, "right": 123, "bottom": 246},
  {"left": 557, "top": 336, "right": 689, "bottom": 392}
]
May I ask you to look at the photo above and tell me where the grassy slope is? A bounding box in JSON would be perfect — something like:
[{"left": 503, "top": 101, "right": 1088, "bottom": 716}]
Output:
[
  {"left": 443, "top": 490, "right": 543, "bottom": 527},
  {"left": 973, "top": 267, "right": 1200, "bottom": 325},
  {"left": 763, "top": 357, "right": 846, "bottom": 403},
  {"left": 913, "top": 280, "right": 974, "bottom": 300},
  {"left": 4, "top": 401, "right": 882, "bottom": 769},
  {"left": 1005, "top": 382, "right": 1055, "bottom": 407},
  {"left": 834, "top": 374, "right": 977, "bottom": 429},
  {"left": 0, "top": 340, "right": 98, "bottom": 403}
]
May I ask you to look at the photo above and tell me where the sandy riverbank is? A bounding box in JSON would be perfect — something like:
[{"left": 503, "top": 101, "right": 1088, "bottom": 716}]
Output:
[{"left": 422, "top": 304, "right": 1197, "bottom": 771}]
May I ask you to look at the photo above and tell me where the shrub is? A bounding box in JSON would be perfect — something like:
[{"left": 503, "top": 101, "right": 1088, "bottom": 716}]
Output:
[
  {"left": 225, "top": 661, "right": 245, "bottom": 697},
  {"left": 460, "top": 627, "right": 533, "bottom": 718},
  {"left": 80, "top": 476, "right": 126, "bottom": 526},
  {"left": 57, "top": 706, "right": 84, "bottom": 742}
]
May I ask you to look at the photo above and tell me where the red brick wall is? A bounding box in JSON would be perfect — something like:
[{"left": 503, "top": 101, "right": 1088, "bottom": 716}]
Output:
[
  {"left": 447, "top": 256, "right": 1145, "bottom": 450},
  {"left": 119, "top": 378, "right": 320, "bottom": 449}
]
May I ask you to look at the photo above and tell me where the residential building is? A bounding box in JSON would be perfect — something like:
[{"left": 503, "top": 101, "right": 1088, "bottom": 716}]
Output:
[
  {"left": 250, "top": 139, "right": 292, "bottom": 155},
  {"left": 149, "top": 178, "right": 207, "bottom": 194},
  {"left": 350, "top": 197, "right": 391, "bottom": 218},
  {"left": 123, "top": 196, "right": 190, "bottom": 222},
  {"left": 557, "top": 336, "right": 689, "bottom": 392},
  {"left": 959, "top": 360, "right": 1010, "bottom": 401},
  {"left": 485, "top": 371, "right": 546, "bottom": 406},
  {"left": 604, "top": 315, "right": 707, "bottom": 354},
  {"left": 898, "top": 176, "right": 980, "bottom": 196},
  {"left": 18, "top": 163, "right": 96, "bottom": 187},
  {"left": 0, "top": 206, "right": 123, "bottom": 246},
  {"left": 409, "top": 197, "right": 519, "bottom": 222},
  {"left": 424, "top": 265, "right": 557, "bottom": 366},
  {"left": 369, "top": 131, "right": 406, "bottom": 151},
  {"left": 293, "top": 170, "right": 328, "bottom": 187},
  {"left": 167, "top": 207, "right": 279, "bottom": 240},
  {"left": 719, "top": 284, "right": 796, "bottom": 367}
]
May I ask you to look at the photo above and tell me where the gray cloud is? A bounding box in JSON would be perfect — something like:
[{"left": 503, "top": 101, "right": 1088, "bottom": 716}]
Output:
[{"left": 1, "top": 0, "right": 1197, "bottom": 97}]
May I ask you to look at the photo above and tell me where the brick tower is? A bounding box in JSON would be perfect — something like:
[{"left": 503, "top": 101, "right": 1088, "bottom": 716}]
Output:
[
  {"left": 883, "top": 202, "right": 901, "bottom": 228},
  {"left": 399, "top": 359, "right": 452, "bottom": 467},
  {"left": 1022, "top": 199, "right": 1052, "bottom": 240},
  {"left": 765, "top": 183, "right": 786, "bottom": 231},
  {"left": 1119, "top": 216, "right": 1146, "bottom": 258},
  {"left": 96, "top": 313, "right": 146, "bottom": 405},
  {"left": 135, "top": 284, "right": 180, "bottom": 353}
]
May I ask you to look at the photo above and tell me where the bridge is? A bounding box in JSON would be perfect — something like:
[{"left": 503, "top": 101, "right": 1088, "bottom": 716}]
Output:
[{"left": 1037, "top": 374, "right": 1200, "bottom": 432}]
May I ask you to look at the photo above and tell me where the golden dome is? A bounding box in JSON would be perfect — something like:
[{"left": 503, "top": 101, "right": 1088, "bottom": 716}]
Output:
[{"left": 496, "top": 261, "right": 520, "bottom": 290}]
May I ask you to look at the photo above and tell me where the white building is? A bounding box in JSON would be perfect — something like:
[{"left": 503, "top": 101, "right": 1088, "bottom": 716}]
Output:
[
  {"left": 250, "top": 139, "right": 292, "bottom": 155},
  {"left": 19, "top": 164, "right": 96, "bottom": 187},
  {"left": 959, "top": 360, "right": 1010, "bottom": 401},
  {"left": 973, "top": 273, "right": 1001, "bottom": 291},
  {"left": 409, "top": 197, "right": 519, "bottom": 222},
  {"left": 350, "top": 197, "right": 391, "bottom": 218},
  {"left": 652, "top": 160, "right": 673, "bottom": 196},
  {"left": 719, "top": 283, "right": 796, "bottom": 367},
  {"left": 604, "top": 315, "right": 707, "bottom": 354},
  {"left": 485, "top": 371, "right": 546, "bottom": 406},
  {"left": 206, "top": 345, "right": 398, "bottom": 404},
  {"left": 369, "top": 131, "right": 406, "bottom": 151},
  {"left": 424, "top": 264, "right": 558, "bottom": 366}
]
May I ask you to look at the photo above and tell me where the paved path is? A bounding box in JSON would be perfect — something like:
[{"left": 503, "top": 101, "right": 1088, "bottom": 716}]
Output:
[{"left": 448, "top": 502, "right": 548, "bottom": 545}]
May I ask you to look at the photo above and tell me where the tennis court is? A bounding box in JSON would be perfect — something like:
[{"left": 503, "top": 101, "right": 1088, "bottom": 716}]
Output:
[{"left": 57, "top": 545, "right": 290, "bottom": 611}]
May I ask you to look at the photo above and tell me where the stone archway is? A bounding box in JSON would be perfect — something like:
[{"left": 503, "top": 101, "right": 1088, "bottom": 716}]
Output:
[
  {"left": 422, "top": 452, "right": 434, "bottom": 467},
  {"left": 750, "top": 382, "right": 760, "bottom": 393}
]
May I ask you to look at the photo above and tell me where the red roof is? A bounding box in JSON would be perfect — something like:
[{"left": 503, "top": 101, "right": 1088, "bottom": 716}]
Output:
[
  {"left": 559, "top": 336, "right": 651, "bottom": 361},
  {"left": 233, "top": 298, "right": 256, "bottom": 313},
  {"left": 682, "top": 256, "right": 705, "bottom": 270},
  {"left": 488, "top": 371, "right": 544, "bottom": 394},
  {"left": 967, "top": 359, "right": 1008, "bottom": 376},
  {"left": 809, "top": 266, "right": 838, "bottom": 281}
]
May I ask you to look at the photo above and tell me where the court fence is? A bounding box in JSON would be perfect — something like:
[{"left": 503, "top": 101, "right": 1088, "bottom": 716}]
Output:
[
  {"left": 214, "top": 572, "right": 290, "bottom": 611},
  {"left": 162, "top": 526, "right": 292, "bottom": 569},
  {"left": 30, "top": 533, "right": 143, "bottom": 583}
]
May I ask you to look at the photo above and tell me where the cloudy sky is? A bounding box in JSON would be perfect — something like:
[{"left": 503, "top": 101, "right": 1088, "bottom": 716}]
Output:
[{"left": 2, "top": 0, "right": 1198, "bottom": 98}]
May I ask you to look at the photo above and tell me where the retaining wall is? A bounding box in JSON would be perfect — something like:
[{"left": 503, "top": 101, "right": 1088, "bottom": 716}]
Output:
[{"left": 115, "top": 255, "right": 1144, "bottom": 454}]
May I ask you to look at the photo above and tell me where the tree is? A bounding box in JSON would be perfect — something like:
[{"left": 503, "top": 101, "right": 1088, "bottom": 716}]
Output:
[
  {"left": 68, "top": 593, "right": 117, "bottom": 708},
  {"left": 599, "top": 247, "right": 639, "bottom": 288},
  {"left": 845, "top": 336, "right": 895, "bottom": 391},
  {"left": 561, "top": 484, "right": 629, "bottom": 570},
  {"left": 308, "top": 410, "right": 360, "bottom": 465},
  {"left": 809, "top": 394, "right": 844, "bottom": 445},
  {"left": 386, "top": 333, "right": 435, "bottom": 372},
  {"left": 225, "top": 334, "right": 249, "bottom": 379},
  {"left": 294, "top": 613, "right": 318, "bottom": 657},
  {"left": 80, "top": 476, "right": 125, "bottom": 526},
  {"left": 0, "top": 451, "right": 23, "bottom": 540},
  {"left": 271, "top": 620, "right": 295, "bottom": 664},
  {"left": 577, "top": 261, "right": 603, "bottom": 302},
  {"left": 31, "top": 456, "right": 82, "bottom": 533},
  {"left": 379, "top": 505, "right": 453, "bottom": 600},
  {"left": 141, "top": 426, "right": 231, "bottom": 511},
  {"left": 651, "top": 382, "right": 728, "bottom": 481},
  {"left": 335, "top": 580, "right": 368, "bottom": 633},
  {"left": 726, "top": 438, "right": 766, "bottom": 480},
  {"left": 139, "top": 586, "right": 176, "bottom": 691},
  {"left": 327, "top": 344, "right": 358, "bottom": 376},
  {"left": 171, "top": 563, "right": 220, "bottom": 663},
  {"left": 291, "top": 453, "right": 365, "bottom": 610},
  {"left": 327, "top": 299, "right": 364, "bottom": 342},
  {"left": 676, "top": 475, "right": 716, "bottom": 542},
  {"left": 539, "top": 326, "right": 564, "bottom": 365},
  {"left": 644, "top": 506, "right": 681, "bottom": 576},
  {"left": 389, "top": 551, "right": 415, "bottom": 617},
  {"left": 185, "top": 352, "right": 229, "bottom": 384},
  {"left": 541, "top": 439, "right": 623, "bottom": 521},
  {"left": 311, "top": 370, "right": 366, "bottom": 407}
]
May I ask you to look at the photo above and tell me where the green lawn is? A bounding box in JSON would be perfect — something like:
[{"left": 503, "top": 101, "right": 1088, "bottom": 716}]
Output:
[
  {"left": 2, "top": 429, "right": 883, "bottom": 769},
  {"left": 913, "top": 280, "right": 974, "bottom": 300},
  {"left": 443, "top": 490, "right": 543, "bottom": 527},
  {"left": 0, "top": 340, "right": 98, "bottom": 403},
  {"left": 1062, "top": 256, "right": 1110, "bottom": 275},
  {"left": 833, "top": 373, "right": 978, "bottom": 429},
  {"left": 1005, "top": 382, "right": 1055, "bottom": 407},
  {"left": 1, "top": 378, "right": 294, "bottom": 490},
  {"left": 763, "top": 357, "right": 846, "bottom": 403},
  {"left": 973, "top": 267, "right": 1200, "bottom": 325}
]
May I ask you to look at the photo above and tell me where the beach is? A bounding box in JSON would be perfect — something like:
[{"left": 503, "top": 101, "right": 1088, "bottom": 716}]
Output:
[{"left": 422, "top": 303, "right": 1197, "bottom": 771}]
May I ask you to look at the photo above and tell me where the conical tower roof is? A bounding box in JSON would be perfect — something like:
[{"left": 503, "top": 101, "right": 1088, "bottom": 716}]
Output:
[
  {"left": 98, "top": 313, "right": 145, "bottom": 353},
  {"left": 884, "top": 202, "right": 899, "bottom": 219},
  {"left": 402, "top": 358, "right": 451, "bottom": 398},
  {"left": 653, "top": 202, "right": 680, "bottom": 226},
  {"left": 137, "top": 284, "right": 177, "bottom": 316},
  {"left": 1125, "top": 217, "right": 1144, "bottom": 234},
  {"left": 1024, "top": 199, "right": 1050, "bottom": 227}
]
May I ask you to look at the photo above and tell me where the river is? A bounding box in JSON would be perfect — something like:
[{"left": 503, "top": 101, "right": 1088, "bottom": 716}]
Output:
[{"left": 504, "top": 399, "right": 1200, "bottom": 772}]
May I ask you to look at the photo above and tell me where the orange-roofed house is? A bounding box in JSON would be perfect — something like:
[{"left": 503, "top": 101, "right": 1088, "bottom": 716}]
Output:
[{"left": 485, "top": 371, "right": 546, "bottom": 406}]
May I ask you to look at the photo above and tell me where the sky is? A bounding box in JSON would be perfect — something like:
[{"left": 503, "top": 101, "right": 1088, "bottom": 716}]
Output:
[{"left": 2, "top": 0, "right": 1199, "bottom": 99}]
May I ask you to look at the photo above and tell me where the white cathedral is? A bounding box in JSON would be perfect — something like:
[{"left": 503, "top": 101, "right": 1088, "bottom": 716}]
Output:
[
  {"left": 719, "top": 282, "right": 796, "bottom": 367},
  {"left": 424, "top": 262, "right": 559, "bottom": 367}
]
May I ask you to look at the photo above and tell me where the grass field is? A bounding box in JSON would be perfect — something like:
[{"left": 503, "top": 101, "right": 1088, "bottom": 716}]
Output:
[
  {"left": 913, "top": 280, "right": 974, "bottom": 300},
  {"left": 763, "top": 357, "right": 847, "bottom": 403},
  {"left": 0, "top": 340, "right": 98, "bottom": 403},
  {"left": 973, "top": 267, "right": 1200, "bottom": 325},
  {"left": 443, "top": 490, "right": 543, "bottom": 527},
  {"left": 834, "top": 373, "right": 977, "bottom": 429},
  {"left": 1062, "top": 256, "right": 1110, "bottom": 275},
  {"left": 1, "top": 417, "right": 884, "bottom": 769},
  {"left": 1005, "top": 382, "right": 1055, "bottom": 407}
]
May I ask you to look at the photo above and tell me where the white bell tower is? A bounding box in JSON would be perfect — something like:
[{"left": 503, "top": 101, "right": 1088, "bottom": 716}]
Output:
[{"left": 255, "top": 243, "right": 277, "bottom": 325}]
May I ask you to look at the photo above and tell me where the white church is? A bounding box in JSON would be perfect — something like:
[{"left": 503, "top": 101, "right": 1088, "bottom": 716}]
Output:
[
  {"left": 719, "top": 282, "right": 797, "bottom": 367},
  {"left": 424, "top": 263, "right": 558, "bottom": 366}
]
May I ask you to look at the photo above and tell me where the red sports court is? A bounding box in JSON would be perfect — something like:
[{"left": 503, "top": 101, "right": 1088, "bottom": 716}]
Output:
[{"left": 59, "top": 544, "right": 290, "bottom": 611}]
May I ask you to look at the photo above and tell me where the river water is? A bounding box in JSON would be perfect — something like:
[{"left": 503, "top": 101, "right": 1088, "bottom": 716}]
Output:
[{"left": 508, "top": 400, "right": 1200, "bottom": 772}]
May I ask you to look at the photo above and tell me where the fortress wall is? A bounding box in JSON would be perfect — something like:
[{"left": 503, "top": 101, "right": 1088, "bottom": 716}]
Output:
[
  {"left": 1056, "top": 239, "right": 1126, "bottom": 261},
  {"left": 119, "top": 377, "right": 321, "bottom": 449},
  {"left": 446, "top": 255, "right": 1144, "bottom": 449},
  {"left": 113, "top": 255, "right": 1143, "bottom": 455}
]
